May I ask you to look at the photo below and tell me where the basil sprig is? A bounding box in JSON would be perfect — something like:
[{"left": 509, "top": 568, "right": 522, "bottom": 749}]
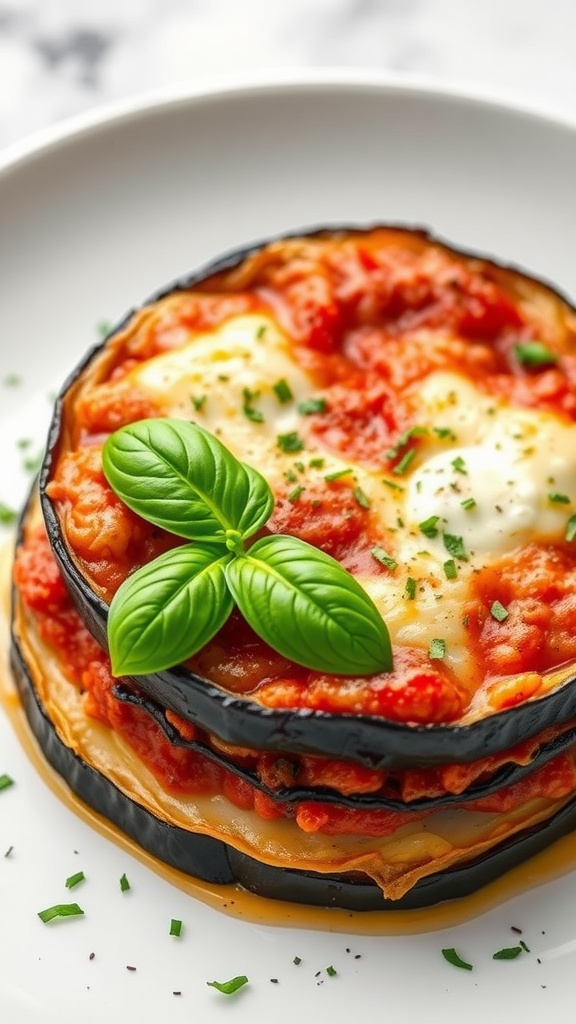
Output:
[{"left": 103, "top": 419, "right": 392, "bottom": 677}]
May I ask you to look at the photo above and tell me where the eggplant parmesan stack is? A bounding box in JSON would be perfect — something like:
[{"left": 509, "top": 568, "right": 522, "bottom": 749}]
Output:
[{"left": 10, "top": 225, "right": 576, "bottom": 911}]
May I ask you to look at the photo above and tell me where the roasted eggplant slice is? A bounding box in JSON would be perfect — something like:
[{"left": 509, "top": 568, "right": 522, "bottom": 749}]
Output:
[
  {"left": 14, "top": 621, "right": 576, "bottom": 912},
  {"left": 39, "top": 225, "right": 576, "bottom": 768},
  {"left": 8, "top": 512, "right": 576, "bottom": 913},
  {"left": 11, "top": 627, "right": 576, "bottom": 912},
  {"left": 114, "top": 682, "right": 576, "bottom": 814}
]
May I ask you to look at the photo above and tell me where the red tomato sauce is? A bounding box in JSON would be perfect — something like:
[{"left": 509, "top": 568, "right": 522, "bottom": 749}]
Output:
[
  {"left": 465, "top": 543, "right": 576, "bottom": 690},
  {"left": 46, "top": 447, "right": 180, "bottom": 597}
]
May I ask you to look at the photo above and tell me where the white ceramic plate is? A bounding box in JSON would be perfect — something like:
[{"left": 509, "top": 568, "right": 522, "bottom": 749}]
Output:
[{"left": 1, "top": 74, "right": 576, "bottom": 1024}]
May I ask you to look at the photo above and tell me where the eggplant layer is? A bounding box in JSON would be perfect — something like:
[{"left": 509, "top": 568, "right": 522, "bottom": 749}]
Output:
[
  {"left": 11, "top": 618, "right": 576, "bottom": 911},
  {"left": 40, "top": 224, "right": 576, "bottom": 769},
  {"left": 114, "top": 682, "right": 576, "bottom": 813},
  {"left": 10, "top": 494, "right": 576, "bottom": 912}
]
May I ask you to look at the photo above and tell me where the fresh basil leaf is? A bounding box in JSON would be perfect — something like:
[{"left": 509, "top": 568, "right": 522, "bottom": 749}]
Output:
[
  {"left": 102, "top": 418, "right": 273, "bottom": 542},
  {"left": 226, "top": 536, "right": 392, "bottom": 675},
  {"left": 107, "top": 543, "right": 234, "bottom": 675}
]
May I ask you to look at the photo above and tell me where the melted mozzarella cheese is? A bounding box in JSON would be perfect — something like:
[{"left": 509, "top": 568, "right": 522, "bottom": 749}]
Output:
[
  {"left": 131, "top": 313, "right": 315, "bottom": 490},
  {"left": 128, "top": 321, "right": 576, "bottom": 687},
  {"left": 406, "top": 373, "right": 576, "bottom": 563}
]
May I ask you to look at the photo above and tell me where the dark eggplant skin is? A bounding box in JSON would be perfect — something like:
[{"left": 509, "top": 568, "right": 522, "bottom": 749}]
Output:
[
  {"left": 114, "top": 682, "right": 576, "bottom": 814},
  {"left": 40, "top": 224, "right": 576, "bottom": 771},
  {"left": 11, "top": 611, "right": 576, "bottom": 913}
]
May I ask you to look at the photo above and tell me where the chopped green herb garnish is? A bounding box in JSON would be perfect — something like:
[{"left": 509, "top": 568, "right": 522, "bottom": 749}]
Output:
[
  {"left": 207, "top": 976, "right": 249, "bottom": 995},
  {"left": 567, "top": 515, "right": 576, "bottom": 543},
  {"left": 16, "top": 437, "right": 32, "bottom": 450},
  {"left": 371, "top": 547, "right": 398, "bottom": 571},
  {"left": 0, "top": 503, "right": 17, "bottom": 525},
  {"left": 273, "top": 378, "right": 293, "bottom": 403},
  {"left": 514, "top": 341, "right": 557, "bottom": 368},
  {"left": 441, "top": 948, "right": 473, "bottom": 971},
  {"left": 443, "top": 559, "right": 457, "bottom": 580},
  {"left": 3, "top": 373, "right": 22, "bottom": 387},
  {"left": 277, "top": 432, "right": 304, "bottom": 453},
  {"left": 419, "top": 515, "right": 440, "bottom": 538},
  {"left": 23, "top": 452, "right": 44, "bottom": 475},
  {"left": 405, "top": 577, "right": 417, "bottom": 600},
  {"left": 287, "top": 485, "right": 305, "bottom": 503},
  {"left": 324, "top": 468, "right": 353, "bottom": 482},
  {"left": 492, "top": 945, "right": 523, "bottom": 960},
  {"left": 242, "top": 388, "right": 264, "bottom": 423},
  {"left": 284, "top": 469, "right": 298, "bottom": 483},
  {"left": 353, "top": 486, "right": 370, "bottom": 509},
  {"left": 451, "top": 455, "right": 467, "bottom": 475},
  {"left": 326, "top": 965, "right": 338, "bottom": 977},
  {"left": 0, "top": 774, "right": 14, "bottom": 791},
  {"left": 293, "top": 956, "right": 302, "bottom": 966},
  {"left": 433, "top": 426, "right": 457, "bottom": 441},
  {"left": 169, "top": 919, "right": 183, "bottom": 937},
  {"left": 297, "top": 397, "right": 327, "bottom": 415},
  {"left": 548, "top": 492, "right": 570, "bottom": 504},
  {"left": 382, "top": 479, "right": 404, "bottom": 492},
  {"left": 429, "top": 638, "right": 446, "bottom": 660},
  {"left": 309, "top": 457, "right": 325, "bottom": 469},
  {"left": 490, "top": 600, "right": 509, "bottom": 622},
  {"left": 38, "top": 903, "right": 84, "bottom": 923},
  {"left": 443, "top": 532, "right": 468, "bottom": 560},
  {"left": 460, "top": 497, "right": 476, "bottom": 510},
  {"left": 191, "top": 394, "right": 207, "bottom": 412},
  {"left": 520, "top": 940, "right": 530, "bottom": 952},
  {"left": 97, "top": 321, "right": 112, "bottom": 339},
  {"left": 255, "top": 325, "right": 267, "bottom": 340},
  {"left": 462, "top": 613, "right": 470, "bottom": 627},
  {"left": 119, "top": 873, "right": 130, "bottom": 893},
  {"left": 65, "top": 871, "right": 85, "bottom": 889},
  {"left": 393, "top": 448, "right": 417, "bottom": 476},
  {"left": 386, "top": 425, "right": 428, "bottom": 459}
]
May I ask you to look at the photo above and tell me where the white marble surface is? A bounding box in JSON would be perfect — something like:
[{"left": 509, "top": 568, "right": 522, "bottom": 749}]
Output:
[{"left": 1, "top": 0, "right": 576, "bottom": 154}]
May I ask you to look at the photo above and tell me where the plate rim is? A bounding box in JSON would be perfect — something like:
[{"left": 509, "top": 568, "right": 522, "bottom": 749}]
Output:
[{"left": 2, "top": 67, "right": 576, "bottom": 179}]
